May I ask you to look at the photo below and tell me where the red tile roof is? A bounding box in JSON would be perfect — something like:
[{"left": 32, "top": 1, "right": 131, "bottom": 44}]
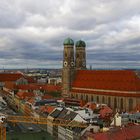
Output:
[
  {"left": 40, "top": 105, "right": 55, "bottom": 114},
  {"left": 99, "top": 106, "right": 113, "bottom": 118},
  {"left": 27, "top": 98, "right": 35, "bottom": 104},
  {"left": 63, "top": 98, "right": 86, "bottom": 107},
  {"left": 4, "top": 81, "right": 16, "bottom": 90},
  {"left": 17, "top": 84, "right": 61, "bottom": 92},
  {"left": 71, "top": 70, "right": 140, "bottom": 97},
  {"left": 17, "top": 84, "right": 39, "bottom": 90},
  {"left": 0, "top": 73, "right": 23, "bottom": 82},
  {"left": 0, "top": 73, "right": 36, "bottom": 83},
  {"left": 42, "top": 94, "right": 53, "bottom": 100},
  {"left": 41, "top": 84, "right": 61, "bottom": 91},
  {"left": 24, "top": 76, "right": 36, "bottom": 83},
  {"left": 84, "top": 102, "right": 96, "bottom": 110},
  {"left": 84, "top": 125, "right": 140, "bottom": 140},
  {"left": 16, "top": 92, "right": 34, "bottom": 100}
]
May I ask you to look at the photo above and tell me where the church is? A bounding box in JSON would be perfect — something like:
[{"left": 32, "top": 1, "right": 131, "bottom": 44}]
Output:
[{"left": 62, "top": 38, "right": 140, "bottom": 111}]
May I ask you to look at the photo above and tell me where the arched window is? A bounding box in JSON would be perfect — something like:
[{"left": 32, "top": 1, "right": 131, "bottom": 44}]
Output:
[
  {"left": 120, "top": 98, "right": 123, "bottom": 109},
  {"left": 86, "top": 95, "right": 88, "bottom": 101},
  {"left": 76, "top": 94, "right": 78, "bottom": 99},
  {"left": 108, "top": 97, "right": 111, "bottom": 107},
  {"left": 65, "top": 52, "right": 67, "bottom": 57},
  {"left": 96, "top": 96, "right": 99, "bottom": 103},
  {"left": 129, "top": 98, "right": 133, "bottom": 111},
  {"left": 91, "top": 96, "right": 94, "bottom": 102},
  {"left": 102, "top": 96, "right": 105, "bottom": 104},
  {"left": 114, "top": 98, "right": 117, "bottom": 109},
  {"left": 81, "top": 94, "right": 83, "bottom": 100},
  {"left": 76, "top": 54, "right": 79, "bottom": 58}
]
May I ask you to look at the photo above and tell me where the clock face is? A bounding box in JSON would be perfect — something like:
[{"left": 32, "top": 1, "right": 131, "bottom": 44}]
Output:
[
  {"left": 71, "top": 62, "right": 74, "bottom": 67},
  {"left": 64, "top": 61, "right": 68, "bottom": 67}
]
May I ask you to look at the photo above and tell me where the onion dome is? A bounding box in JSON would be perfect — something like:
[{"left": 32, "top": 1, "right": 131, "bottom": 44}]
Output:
[
  {"left": 76, "top": 40, "right": 86, "bottom": 47},
  {"left": 63, "top": 38, "right": 74, "bottom": 46}
]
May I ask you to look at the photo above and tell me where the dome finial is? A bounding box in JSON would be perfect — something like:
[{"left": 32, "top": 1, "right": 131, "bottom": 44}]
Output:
[
  {"left": 63, "top": 38, "right": 74, "bottom": 46},
  {"left": 76, "top": 40, "right": 86, "bottom": 47}
]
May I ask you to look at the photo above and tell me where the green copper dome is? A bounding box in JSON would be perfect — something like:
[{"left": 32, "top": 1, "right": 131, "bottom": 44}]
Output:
[
  {"left": 76, "top": 40, "right": 86, "bottom": 47},
  {"left": 63, "top": 38, "right": 74, "bottom": 46}
]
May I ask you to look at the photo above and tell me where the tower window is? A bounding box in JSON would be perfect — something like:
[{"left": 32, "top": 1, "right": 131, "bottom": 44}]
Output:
[
  {"left": 76, "top": 54, "right": 79, "bottom": 58},
  {"left": 65, "top": 53, "right": 67, "bottom": 57}
]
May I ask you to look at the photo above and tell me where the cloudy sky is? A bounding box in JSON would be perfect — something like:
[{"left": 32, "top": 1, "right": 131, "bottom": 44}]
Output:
[{"left": 0, "top": 0, "right": 140, "bottom": 69}]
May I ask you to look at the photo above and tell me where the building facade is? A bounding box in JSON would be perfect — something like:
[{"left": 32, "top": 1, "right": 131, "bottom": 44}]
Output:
[{"left": 62, "top": 38, "right": 140, "bottom": 111}]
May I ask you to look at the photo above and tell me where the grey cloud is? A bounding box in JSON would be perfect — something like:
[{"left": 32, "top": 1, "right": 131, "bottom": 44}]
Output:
[{"left": 0, "top": 0, "right": 140, "bottom": 69}]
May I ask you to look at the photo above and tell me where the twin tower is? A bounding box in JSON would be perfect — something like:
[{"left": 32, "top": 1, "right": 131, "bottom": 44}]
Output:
[{"left": 62, "top": 38, "right": 86, "bottom": 97}]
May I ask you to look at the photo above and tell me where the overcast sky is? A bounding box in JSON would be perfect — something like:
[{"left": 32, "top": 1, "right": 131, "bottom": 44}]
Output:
[{"left": 0, "top": 0, "right": 140, "bottom": 69}]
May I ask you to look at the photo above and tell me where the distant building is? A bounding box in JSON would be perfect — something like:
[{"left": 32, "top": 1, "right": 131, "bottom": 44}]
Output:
[
  {"left": 62, "top": 38, "right": 140, "bottom": 111},
  {"left": 0, "top": 73, "right": 34, "bottom": 94},
  {"left": 47, "top": 107, "right": 86, "bottom": 139},
  {"left": 47, "top": 77, "right": 62, "bottom": 85}
]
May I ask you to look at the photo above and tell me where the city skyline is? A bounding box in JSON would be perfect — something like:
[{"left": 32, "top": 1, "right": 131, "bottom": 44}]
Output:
[{"left": 0, "top": 0, "right": 140, "bottom": 69}]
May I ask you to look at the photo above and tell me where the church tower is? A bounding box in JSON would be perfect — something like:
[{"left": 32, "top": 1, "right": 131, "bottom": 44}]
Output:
[
  {"left": 62, "top": 38, "right": 75, "bottom": 97},
  {"left": 75, "top": 40, "right": 86, "bottom": 69}
]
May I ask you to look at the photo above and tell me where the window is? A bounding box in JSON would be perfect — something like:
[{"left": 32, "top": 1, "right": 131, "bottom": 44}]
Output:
[
  {"left": 65, "top": 52, "right": 67, "bottom": 57},
  {"left": 120, "top": 98, "right": 123, "bottom": 109},
  {"left": 96, "top": 96, "right": 99, "bottom": 103},
  {"left": 91, "top": 96, "right": 94, "bottom": 102},
  {"left": 102, "top": 96, "right": 105, "bottom": 103},
  {"left": 114, "top": 98, "right": 117, "bottom": 108},
  {"left": 81, "top": 94, "right": 83, "bottom": 100},
  {"left": 86, "top": 95, "right": 88, "bottom": 101},
  {"left": 108, "top": 97, "right": 111, "bottom": 107},
  {"left": 76, "top": 94, "right": 78, "bottom": 99},
  {"left": 129, "top": 98, "right": 133, "bottom": 111},
  {"left": 77, "top": 54, "right": 79, "bottom": 58}
]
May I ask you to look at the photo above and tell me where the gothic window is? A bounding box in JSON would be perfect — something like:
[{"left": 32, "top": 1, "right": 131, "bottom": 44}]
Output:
[
  {"left": 120, "top": 98, "right": 123, "bottom": 109},
  {"left": 129, "top": 98, "right": 133, "bottom": 111},
  {"left": 96, "top": 96, "right": 99, "bottom": 103},
  {"left": 77, "top": 54, "right": 79, "bottom": 58},
  {"left": 86, "top": 95, "right": 88, "bottom": 101},
  {"left": 114, "top": 98, "right": 117, "bottom": 108},
  {"left": 81, "top": 94, "right": 83, "bottom": 100},
  {"left": 108, "top": 97, "right": 111, "bottom": 107},
  {"left": 76, "top": 94, "right": 78, "bottom": 99},
  {"left": 71, "top": 52, "right": 73, "bottom": 57},
  {"left": 83, "top": 53, "right": 85, "bottom": 58},
  {"left": 102, "top": 96, "right": 105, "bottom": 104},
  {"left": 91, "top": 96, "right": 94, "bottom": 102},
  {"left": 65, "top": 52, "right": 67, "bottom": 58}
]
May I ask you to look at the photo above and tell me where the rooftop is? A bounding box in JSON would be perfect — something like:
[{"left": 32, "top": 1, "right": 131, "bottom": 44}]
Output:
[
  {"left": 82, "top": 124, "right": 140, "bottom": 140},
  {"left": 71, "top": 70, "right": 140, "bottom": 97}
]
